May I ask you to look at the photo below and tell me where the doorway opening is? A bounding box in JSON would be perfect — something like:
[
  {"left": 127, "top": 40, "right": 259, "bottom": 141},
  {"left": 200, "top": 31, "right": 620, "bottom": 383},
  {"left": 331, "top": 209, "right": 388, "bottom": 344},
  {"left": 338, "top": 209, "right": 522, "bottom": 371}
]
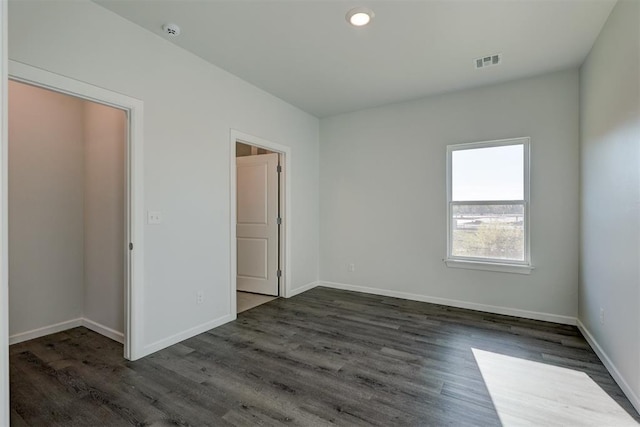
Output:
[
  {"left": 235, "top": 142, "right": 280, "bottom": 312},
  {"left": 6, "top": 60, "right": 145, "bottom": 360},
  {"left": 230, "top": 131, "right": 291, "bottom": 316},
  {"left": 8, "top": 79, "right": 127, "bottom": 347}
]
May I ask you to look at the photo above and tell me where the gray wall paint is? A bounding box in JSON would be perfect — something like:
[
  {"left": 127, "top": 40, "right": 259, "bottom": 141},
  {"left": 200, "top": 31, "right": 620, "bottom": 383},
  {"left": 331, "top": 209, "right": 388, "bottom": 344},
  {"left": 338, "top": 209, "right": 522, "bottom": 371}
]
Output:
[
  {"left": 320, "top": 69, "right": 579, "bottom": 318},
  {"left": 83, "top": 102, "right": 126, "bottom": 334},
  {"left": 8, "top": 0, "right": 319, "bottom": 348},
  {"left": 8, "top": 81, "right": 85, "bottom": 335},
  {"left": 579, "top": 0, "right": 640, "bottom": 405}
]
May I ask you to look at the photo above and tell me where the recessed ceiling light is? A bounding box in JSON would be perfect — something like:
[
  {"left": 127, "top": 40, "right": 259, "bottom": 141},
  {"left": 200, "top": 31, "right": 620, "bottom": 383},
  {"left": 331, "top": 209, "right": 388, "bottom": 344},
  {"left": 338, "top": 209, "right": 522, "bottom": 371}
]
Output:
[{"left": 346, "top": 7, "right": 374, "bottom": 27}]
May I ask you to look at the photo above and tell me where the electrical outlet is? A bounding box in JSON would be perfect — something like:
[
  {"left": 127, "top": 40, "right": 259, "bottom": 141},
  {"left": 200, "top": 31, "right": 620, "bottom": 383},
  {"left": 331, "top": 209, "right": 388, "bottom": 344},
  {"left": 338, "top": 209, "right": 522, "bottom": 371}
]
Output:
[
  {"left": 196, "top": 291, "right": 204, "bottom": 304},
  {"left": 147, "top": 211, "right": 162, "bottom": 224},
  {"left": 600, "top": 308, "right": 605, "bottom": 325},
  {"left": 348, "top": 263, "right": 355, "bottom": 272}
]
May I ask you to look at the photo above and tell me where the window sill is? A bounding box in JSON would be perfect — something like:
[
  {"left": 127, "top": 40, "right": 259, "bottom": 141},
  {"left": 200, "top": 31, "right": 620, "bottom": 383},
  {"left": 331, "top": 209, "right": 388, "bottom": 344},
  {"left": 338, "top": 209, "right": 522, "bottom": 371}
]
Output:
[{"left": 444, "top": 259, "right": 534, "bottom": 275}]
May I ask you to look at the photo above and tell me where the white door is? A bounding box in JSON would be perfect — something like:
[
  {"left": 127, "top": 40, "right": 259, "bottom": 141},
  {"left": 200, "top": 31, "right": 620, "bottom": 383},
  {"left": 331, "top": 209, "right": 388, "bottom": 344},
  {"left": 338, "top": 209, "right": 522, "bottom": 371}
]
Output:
[{"left": 236, "top": 153, "right": 280, "bottom": 296}]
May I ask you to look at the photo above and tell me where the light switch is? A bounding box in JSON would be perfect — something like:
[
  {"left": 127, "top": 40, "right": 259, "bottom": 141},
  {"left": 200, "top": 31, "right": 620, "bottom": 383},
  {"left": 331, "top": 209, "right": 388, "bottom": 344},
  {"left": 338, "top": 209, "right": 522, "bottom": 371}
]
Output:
[{"left": 147, "top": 211, "right": 162, "bottom": 224}]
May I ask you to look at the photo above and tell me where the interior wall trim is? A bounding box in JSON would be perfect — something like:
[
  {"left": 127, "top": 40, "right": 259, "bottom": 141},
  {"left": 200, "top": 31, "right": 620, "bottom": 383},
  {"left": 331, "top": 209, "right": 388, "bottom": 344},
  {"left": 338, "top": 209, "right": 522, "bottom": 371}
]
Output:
[
  {"left": 229, "top": 129, "right": 293, "bottom": 320},
  {"left": 318, "top": 281, "right": 577, "bottom": 325},
  {"left": 9, "top": 317, "right": 126, "bottom": 346},
  {"left": 82, "top": 318, "right": 124, "bottom": 344},
  {"left": 287, "top": 281, "right": 319, "bottom": 298},
  {"left": 7, "top": 59, "right": 145, "bottom": 361},
  {"left": 142, "top": 314, "right": 233, "bottom": 358},
  {"left": 8, "top": 318, "right": 83, "bottom": 345},
  {"left": 577, "top": 319, "right": 640, "bottom": 415}
]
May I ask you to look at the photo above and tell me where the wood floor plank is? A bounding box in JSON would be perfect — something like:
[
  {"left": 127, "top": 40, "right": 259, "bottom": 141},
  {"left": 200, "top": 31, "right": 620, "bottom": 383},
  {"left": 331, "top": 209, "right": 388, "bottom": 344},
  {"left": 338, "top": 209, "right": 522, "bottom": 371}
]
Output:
[{"left": 10, "top": 286, "right": 640, "bottom": 426}]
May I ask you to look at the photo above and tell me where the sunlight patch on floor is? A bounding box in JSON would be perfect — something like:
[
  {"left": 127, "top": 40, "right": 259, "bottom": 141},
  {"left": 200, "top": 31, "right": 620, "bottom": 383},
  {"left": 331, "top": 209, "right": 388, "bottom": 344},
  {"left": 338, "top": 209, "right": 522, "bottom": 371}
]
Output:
[{"left": 472, "top": 348, "right": 637, "bottom": 426}]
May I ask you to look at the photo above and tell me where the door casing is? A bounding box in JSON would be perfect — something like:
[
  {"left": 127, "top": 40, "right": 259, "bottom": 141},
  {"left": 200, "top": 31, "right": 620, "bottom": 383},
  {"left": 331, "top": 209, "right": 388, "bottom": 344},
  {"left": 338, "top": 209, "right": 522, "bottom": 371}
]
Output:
[
  {"left": 0, "top": 4, "right": 8, "bottom": 424},
  {"left": 229, "top": 130, "right": 291, "bottom": 316},
  {"left": 6, "top": 60, "right": 145, "bottom": 361}
]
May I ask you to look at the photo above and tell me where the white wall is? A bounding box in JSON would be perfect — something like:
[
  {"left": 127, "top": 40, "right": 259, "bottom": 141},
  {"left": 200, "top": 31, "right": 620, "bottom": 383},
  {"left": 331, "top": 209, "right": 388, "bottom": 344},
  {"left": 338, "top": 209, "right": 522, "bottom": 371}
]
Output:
[
  {"left": 8, "top": 81, "right": 85, "bottom": 336},
  {"left": 320, "top": 69, "right": 579, "bottom": 321},
  {"left": 8, "top": 0, "right": 319, "bottom": 352},
  {"left": 579, "top": 0, "right": 640, "bottom": 411},
  {"left": 83, "top": 102, "right": 126, "bottom": 334}
]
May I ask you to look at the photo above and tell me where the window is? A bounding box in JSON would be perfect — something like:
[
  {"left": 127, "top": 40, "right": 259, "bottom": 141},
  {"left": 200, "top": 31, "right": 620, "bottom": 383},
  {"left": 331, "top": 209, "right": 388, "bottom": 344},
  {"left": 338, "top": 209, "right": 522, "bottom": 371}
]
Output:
[{"left": 446, "top": 137, "right": 532, "bottom": 274}]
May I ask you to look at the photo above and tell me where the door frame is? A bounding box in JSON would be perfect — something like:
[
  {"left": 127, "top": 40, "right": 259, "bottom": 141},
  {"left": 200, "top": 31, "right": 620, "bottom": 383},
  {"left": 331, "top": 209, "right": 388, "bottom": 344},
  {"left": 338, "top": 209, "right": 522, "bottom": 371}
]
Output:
[
  {"left": 229, "top": 130, "right": 291, "bottom": 316},
  {"left": 6, "top": 60, "right": 145, "bottom": 361},
  {"left": 0, "top": 2, "right": 8, "bottom": 423}
]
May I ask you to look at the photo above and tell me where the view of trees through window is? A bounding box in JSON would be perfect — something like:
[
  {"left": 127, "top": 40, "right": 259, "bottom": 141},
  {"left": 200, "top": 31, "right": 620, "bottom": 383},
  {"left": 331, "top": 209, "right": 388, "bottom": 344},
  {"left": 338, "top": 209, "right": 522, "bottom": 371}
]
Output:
[
  {"left": 448, "top": 140, "right": 528, "bottom": 263},
  {"left": 451, "top": 204, "right": 525, "bottom": 261}
]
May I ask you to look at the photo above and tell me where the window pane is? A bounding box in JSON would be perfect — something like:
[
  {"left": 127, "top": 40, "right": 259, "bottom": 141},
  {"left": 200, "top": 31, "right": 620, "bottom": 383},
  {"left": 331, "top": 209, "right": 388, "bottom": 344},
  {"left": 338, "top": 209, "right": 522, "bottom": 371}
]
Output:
[
  {"left": 451, "top": 204, "right": 525, "bottom": 261},
  {"left": 452, "top": 144, "right": 524, "bottom": 201}
]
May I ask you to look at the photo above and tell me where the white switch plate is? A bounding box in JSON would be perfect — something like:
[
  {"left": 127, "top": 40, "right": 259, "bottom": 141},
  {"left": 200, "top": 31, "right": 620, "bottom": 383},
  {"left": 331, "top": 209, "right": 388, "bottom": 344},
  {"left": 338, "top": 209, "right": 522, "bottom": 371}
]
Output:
[{"left": 147, "top": 211, "right": 162, "bottom": 224}]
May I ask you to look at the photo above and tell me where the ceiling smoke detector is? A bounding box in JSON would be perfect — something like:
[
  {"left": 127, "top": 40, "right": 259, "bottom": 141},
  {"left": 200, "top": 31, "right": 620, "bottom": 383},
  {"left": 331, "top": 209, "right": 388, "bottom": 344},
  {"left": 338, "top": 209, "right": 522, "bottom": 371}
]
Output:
[
  {"left": 162, "top": 23, "right": 181, "bottom": 37},
  {"left": 475, "top": 54, "right": 502, "bottom": 69}
]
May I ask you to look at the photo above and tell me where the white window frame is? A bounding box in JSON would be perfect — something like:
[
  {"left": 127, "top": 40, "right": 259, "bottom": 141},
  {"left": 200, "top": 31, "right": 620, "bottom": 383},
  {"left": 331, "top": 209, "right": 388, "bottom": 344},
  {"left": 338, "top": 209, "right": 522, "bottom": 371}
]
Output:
[{"left": 445, "top": 137, "right": 533, "bottom": 274}]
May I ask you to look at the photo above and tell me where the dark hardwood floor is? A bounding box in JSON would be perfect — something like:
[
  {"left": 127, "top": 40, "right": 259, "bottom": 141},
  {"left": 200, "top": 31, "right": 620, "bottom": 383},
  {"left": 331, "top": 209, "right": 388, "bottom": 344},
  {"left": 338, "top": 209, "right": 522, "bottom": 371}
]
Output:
[{"left": 9, "top": 287, "right": 640, "bottom": 426}]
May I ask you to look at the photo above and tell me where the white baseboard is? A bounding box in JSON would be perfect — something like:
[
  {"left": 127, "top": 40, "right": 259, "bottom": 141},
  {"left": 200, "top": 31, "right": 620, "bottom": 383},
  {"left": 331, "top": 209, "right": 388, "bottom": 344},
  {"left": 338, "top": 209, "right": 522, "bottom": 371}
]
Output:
[
  {"left": 10, "top": 313, "right": 235, "bottom": 358},
  {"left": 9, "top": 317, "right": 126, "bottom": 345},
  {"left": 9, "top": 318, "right": 83, "bottom": 345},
  {"left": 81, "top": 318, "right": 124, "bottom": 344},
  {"left": 142, "top": 314, "right": 234, "bottom": 357},
  {"left": 318, "top": 281, "right": 577, "bottom": 325},
  {"left": 287, "top": 281, "right": 319, "bottom": 298},
  {"left": 577, "top": 319, "right": 640, "bottom": 415}
]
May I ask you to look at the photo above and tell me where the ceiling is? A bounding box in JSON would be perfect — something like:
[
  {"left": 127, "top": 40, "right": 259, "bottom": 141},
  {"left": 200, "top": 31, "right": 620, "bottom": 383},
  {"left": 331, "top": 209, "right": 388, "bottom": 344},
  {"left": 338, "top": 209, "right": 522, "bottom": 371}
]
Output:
[{"left": 95, "top": 0, "right": 615, "bottom": 118}]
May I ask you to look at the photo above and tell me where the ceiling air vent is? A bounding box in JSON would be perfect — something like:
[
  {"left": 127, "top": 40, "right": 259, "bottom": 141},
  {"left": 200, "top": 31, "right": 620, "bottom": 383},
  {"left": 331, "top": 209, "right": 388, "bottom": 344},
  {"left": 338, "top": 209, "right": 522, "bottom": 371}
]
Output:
[{"left": 475, "top": 54, "right": 502, "bottom": 69}]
